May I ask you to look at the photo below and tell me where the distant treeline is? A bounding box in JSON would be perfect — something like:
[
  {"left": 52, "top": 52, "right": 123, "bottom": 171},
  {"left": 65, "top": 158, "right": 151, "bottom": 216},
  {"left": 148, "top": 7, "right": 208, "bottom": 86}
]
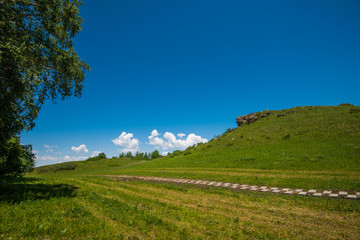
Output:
[
  {"left": 86, "top": 142, "right": 210, "bottom": 162},
  {"left": 118, "top": 150, "right": 162, "bottom": 160},
  {"left": 86, "top": 150, "right": 163, "bottom": 161}
]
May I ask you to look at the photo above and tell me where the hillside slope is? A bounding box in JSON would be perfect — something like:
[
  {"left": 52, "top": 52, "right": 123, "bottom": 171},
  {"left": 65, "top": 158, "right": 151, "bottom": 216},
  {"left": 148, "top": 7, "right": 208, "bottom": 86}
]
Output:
[{"left": 131, "top": 104, "right": 360, "bottom": 171}]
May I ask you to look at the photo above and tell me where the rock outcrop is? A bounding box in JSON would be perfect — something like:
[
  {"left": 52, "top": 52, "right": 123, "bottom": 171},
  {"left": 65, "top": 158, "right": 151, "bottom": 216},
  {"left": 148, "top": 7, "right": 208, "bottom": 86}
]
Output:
[{"left": 236, "top": 111, "right": 272, "bottom": 127}]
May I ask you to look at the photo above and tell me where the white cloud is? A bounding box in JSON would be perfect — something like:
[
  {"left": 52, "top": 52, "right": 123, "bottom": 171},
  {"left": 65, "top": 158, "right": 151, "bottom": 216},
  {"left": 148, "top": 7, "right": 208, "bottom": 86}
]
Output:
[
  {"left": 148, "top": 130, "right": 208, "bottom": 150},
  {"left": 91, "top": 151, "right": 102, "bottom": 157},
  {"left": 64, "top": 155, "right": 88, "bottom": 161},
  {"left": 44, "top": 144, "right": 57, "bottom": 152},
  {"left": 32, "top": 150, "right": 39, "bottom": 154},
  {"left": 112, "top": 132, "right": 139, "bottom": 153},
  {"left": 36, "top": 155, "right": 58, "bottom": 161},
  {"left": 71, "top": 144, "right": 89, "bottom": 153},
  {"left": 149, "top": 129, "right": 160, "bottom": 139},
  {"left": 161, "top": 151, "right": 169, "bottom": 156},
  {"left": 177, "top": 133, "right": 185, "bottom": 138},
  {"left": 148, "top": 133, "right": 166, "bottom": 148}
]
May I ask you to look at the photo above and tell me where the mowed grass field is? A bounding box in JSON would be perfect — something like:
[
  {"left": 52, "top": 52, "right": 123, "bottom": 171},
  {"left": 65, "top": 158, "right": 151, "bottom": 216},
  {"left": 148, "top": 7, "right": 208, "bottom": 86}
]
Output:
[
  {"left": 1, "top": 174, "right": 360, "bottom": 239},
  {"left": 1, "top": 156, "right": 360, "bottom": 239},
  {"left": 1, "top": 105, "right": 360, "bottom": 239}
]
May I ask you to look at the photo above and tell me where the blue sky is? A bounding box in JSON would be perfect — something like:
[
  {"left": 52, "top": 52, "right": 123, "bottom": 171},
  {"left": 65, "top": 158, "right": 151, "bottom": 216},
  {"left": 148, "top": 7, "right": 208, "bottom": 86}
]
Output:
[{"left": 21, "top": 0, "right": 360, "bottom": 166}]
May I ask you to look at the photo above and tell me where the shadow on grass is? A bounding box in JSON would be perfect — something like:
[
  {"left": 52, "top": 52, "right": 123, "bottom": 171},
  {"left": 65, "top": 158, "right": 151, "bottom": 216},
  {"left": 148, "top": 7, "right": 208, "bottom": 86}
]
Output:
[{"left": 0, "top": 176, "right": 78, "bottom": 204}]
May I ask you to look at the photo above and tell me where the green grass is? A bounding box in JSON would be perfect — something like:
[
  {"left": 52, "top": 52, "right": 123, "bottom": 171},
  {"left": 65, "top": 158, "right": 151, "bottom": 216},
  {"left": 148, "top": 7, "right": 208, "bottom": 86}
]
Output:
[
  {"left": 33, "top": 105, "right": 360, "bottom": 191},
  {"left": 137, "top": 105, "right": 360, "bottom": 171},
  {"left": 1, "top": 176, "right": 360, "bottom": 239},
  {"left": 1, "top": 104, "right": 360, "bottom": 239}
]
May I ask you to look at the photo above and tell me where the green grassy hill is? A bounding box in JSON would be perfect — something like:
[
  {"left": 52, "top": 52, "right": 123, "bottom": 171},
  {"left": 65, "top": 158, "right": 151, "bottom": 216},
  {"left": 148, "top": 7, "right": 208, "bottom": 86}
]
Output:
[
  {"left": 137, "top": 104, "right": 360, "bottom": 170},
  {"left": 2, "top": 104, "right": 359, "bottom": 239}
]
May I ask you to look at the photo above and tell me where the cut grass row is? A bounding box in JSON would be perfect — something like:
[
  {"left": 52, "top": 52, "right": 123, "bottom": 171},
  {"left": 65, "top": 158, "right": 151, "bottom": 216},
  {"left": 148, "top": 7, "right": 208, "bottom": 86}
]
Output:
[
  {"left": 1, "top": 176, "right": 360, "bottom": 239},
  {"left": 108, "top": 167, "right": 360, "bottom": 192},
  {"left": 32, "top": 157, "right": 360, "bottom": 192}
]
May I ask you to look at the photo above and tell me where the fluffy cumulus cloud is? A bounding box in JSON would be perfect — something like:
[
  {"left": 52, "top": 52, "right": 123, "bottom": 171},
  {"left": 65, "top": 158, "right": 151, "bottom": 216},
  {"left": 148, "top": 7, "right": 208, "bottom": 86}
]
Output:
[
  {"left": 148, "top": 130, "right": 208, "bottom": 150},
  {"left": 161, "top": 151, "right": 169, "bottom": 156},
  {"left": 64, "top": 155, "right": 88, "bottom": 161},
  {"left": 149, "top": 130, "right": 160, "bottom": 138},
  {"left": 112, "top": 132, "right": 139, "bottom": 153},
  {"left": 71, "top": 144, "right": 89, "bottom": 153}
]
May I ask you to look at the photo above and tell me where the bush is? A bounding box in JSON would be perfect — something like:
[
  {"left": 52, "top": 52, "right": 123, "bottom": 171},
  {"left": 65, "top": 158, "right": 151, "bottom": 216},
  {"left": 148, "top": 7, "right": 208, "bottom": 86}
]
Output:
[
  {"left": 185, "top": 145, "right": 196, "bottom": 151},
  {"left": 184, "top": 151, "right": 192, "bottom": 156},
  {"left": 172, "top": 150, "right": 182, "bottom": 156},
  {"left": 53, "top": 163, "right": 77, "bottom": 172},
  {"left": 0, "top": 137, "right": 35, "bottom": 176},
  {"left": 338, "top": 103, "right": 354, "bottom": 107},
  {"left": 36, "top": 163, "right": 77, "bottom": 173},
  {"left": 86, "top": 152, "right": 107, "bottom": 161},
  {"left": 225, "top": 128, "right": 235, "bottom": 134}
]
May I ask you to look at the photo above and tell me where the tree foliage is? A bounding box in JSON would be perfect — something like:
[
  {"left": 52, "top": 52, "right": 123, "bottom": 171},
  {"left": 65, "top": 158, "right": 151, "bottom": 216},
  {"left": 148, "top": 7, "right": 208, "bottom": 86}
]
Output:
[
  {"left": 0, "top": 0, "right": 89, "bottom": 145},
  {"left": 86, "top": 152, "right": 106, "bottom": 161},
  {"left": 98, "top": 152, "right": 106, "bottom": 159},
  {"left": 0, "top": 137, "right": 35, "bottom": 176},
  {"left": 0, "top": 0, "right": 89, "bottom": 175},
  {"left": 150, "top": 150, "right": 161, "bottom": 160}
]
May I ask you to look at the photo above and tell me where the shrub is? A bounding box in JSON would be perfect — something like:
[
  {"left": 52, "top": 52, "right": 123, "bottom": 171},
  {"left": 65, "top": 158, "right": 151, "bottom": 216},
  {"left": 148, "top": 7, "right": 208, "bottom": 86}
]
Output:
[
  {"left": 172, "top": 150, "right": 182, "bottom": 156},
  {"left": 184, "top": 151, "right": 192, "bottom": 155},
  {"left": 225, "top": 128, "right": 235, "bottom": 134},
  {"left": 36, "top": 163, "right": 77, "bottom": 173},
  {"left": 86, "top": 152, "right": 107, "bottom": 161},
  {"left": 185, "top": 145, "right": 196, "bottom": 151},
  {"left": 0, "top": 137, "right": 35, "bottom": 176},
  {"left": 338, "top": 103, "right": 354, "bottom": 107},
  {"left": 52, "top": 163, "right": 77, "bottom": 172}
]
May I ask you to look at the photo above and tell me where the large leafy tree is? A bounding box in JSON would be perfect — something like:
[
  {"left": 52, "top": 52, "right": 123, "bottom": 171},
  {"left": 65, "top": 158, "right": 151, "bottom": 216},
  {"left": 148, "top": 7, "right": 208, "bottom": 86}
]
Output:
[{"left": 0, "top": 0, "right": 89, "bottom": 175}]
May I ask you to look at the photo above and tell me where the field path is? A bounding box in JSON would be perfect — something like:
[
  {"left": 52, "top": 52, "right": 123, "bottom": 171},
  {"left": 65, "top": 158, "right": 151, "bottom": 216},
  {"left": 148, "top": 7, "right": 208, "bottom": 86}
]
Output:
[{"left": 104, "top": 175, "right": 360, "bottom": 200}]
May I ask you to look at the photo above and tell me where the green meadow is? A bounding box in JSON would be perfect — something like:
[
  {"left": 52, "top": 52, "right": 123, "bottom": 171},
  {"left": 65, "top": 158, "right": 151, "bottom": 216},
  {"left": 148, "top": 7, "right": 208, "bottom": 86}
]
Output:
[{"left": 1, "top": 105, "right": 360, "bottom": 239}]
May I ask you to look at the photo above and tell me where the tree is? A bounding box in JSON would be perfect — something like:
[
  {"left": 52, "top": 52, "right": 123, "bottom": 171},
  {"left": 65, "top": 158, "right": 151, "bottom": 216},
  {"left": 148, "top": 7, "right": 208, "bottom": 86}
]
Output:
[
  {"left": 125, "top": 152, "right": 133, "bottom": 158},
  {"left": 0, "top": 137, "right": 35, "bottom": 176},
  {"left": 98, "top": 152, "right": 106, "bottom": 159},
  {"left": 150, "top": 150, "right": 161, "bottom": 160},
  {"left": 0, "top": 1, "right": 89, "bottom": 175}
]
